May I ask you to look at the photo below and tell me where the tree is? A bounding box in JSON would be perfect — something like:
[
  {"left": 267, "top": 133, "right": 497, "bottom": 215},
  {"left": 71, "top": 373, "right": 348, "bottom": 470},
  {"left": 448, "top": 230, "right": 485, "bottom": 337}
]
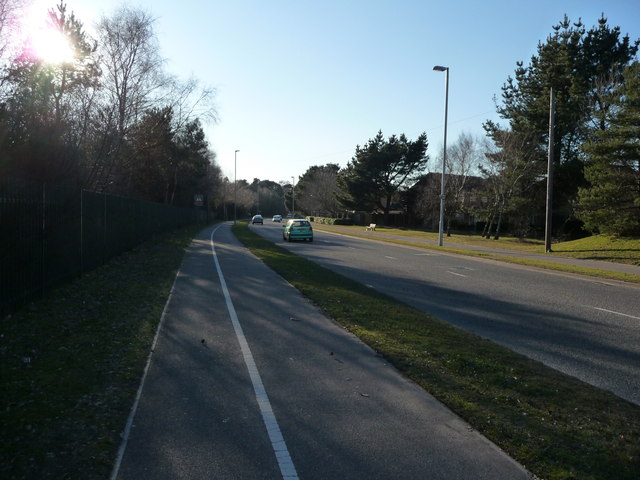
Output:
[
  {"left": 575, "top": 62, "right": 640, "bottom": 236},
  {"left": 442, "top": 132, "right": 481, "bottom": 235},
  {"left": 338, "top": 130, "right": 428, "bottom": 219},
  {"left": 0, "top": 1, "right": 99, "bottom": 183},
  {"left": 296, "top": 163, "right": 341, "bottom": 216},
  {"left": 487, "top": 15, "right": 639, "bottom": 235},
  {"left": 478, "top": 129, "right": 542, "bottom": 239},
  {"left": 86, "top": 6, "right": 168, "bottom": 193}
]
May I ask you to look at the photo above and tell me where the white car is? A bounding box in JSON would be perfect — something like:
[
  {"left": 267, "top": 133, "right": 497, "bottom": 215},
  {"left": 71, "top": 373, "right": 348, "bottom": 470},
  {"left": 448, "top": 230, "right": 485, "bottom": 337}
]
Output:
[
  {"left": 272, "top": 215, "right": 283, "bottom": 222},
  {"left": 251, "top": 215, "right": 263, "bottom": 224}
]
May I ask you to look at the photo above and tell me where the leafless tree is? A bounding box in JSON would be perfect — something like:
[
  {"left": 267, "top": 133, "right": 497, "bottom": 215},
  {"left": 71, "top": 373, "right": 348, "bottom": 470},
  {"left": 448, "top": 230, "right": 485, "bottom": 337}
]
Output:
[{"left": 478, "top": 128, "right": 542, "bottom": 239}]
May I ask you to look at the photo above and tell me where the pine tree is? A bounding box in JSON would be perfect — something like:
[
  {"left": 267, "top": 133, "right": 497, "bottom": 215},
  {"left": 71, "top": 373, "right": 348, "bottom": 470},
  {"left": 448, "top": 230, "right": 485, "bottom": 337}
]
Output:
[{"left": 576, "top": 62, "right": 640, "bottom": 236}]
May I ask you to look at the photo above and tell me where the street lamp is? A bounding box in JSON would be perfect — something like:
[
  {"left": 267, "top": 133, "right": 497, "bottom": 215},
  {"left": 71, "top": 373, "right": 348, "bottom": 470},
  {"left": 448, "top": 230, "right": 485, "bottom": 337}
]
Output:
[
  {"left": 433, "top": 65, "right": 449, "bottom": 247},
  {"left": 234, "top": 149, "right": 239, "bottom": 224},
  {"left": 291, "top": 176, "right": 295, "bottom": 217}
]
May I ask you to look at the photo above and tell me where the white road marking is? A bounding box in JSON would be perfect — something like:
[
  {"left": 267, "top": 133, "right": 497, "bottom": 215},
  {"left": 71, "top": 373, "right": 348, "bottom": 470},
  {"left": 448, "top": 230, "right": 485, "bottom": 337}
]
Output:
[
  {"left": 385, "top": 256, "right": 397, "bottom": 260},
  {"left": 590, "top": 307, "right": 640, "bottom": 321},
  {"left": 447, "top": 271, "right": 467, "bottom": 278},
  {"left": 414, "top": 253, "right": 438, "bottom": 256},
  {"left": 211, "top": 225, "right": 299, "bottom": 480}
]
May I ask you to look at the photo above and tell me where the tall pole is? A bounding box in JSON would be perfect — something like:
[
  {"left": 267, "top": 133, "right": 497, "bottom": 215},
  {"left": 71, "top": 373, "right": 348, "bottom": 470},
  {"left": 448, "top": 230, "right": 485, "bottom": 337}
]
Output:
[
  {"left": 433, "top": 65, "right": 449, "bottom": 247},
  {"left": 234, "top": 149, "right": 239, "bottom": 224},
  {"left": 545, "top": 88, "right": 555, "bottom": 253},
  {"left": 291, "top": 176, "right": 295, "bottom": 217}
]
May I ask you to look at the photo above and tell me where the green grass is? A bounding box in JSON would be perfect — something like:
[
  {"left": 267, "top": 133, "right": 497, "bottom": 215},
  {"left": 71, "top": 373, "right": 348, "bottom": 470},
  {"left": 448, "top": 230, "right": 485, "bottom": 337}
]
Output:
[
  {"left": 233, "top": 222, "right": 640, "bottom": 480},
  {"left": 1, "top": 225, "right": 203, "bottom": 480}
]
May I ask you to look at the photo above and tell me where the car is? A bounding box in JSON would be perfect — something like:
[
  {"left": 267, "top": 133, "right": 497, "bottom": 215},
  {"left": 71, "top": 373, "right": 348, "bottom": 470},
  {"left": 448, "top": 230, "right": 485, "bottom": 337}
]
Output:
[
  {"left": 272, "top": 215, "right": 283, "bottom": 222},
  {"left": 286, "top": 213, "right": 293, "bottom": 218},
  {"left": 282, "top": 218, "right": 313, "bottom": 242},
  {"left": 251, "top": 215, "right": 263, "bottom": 224}
]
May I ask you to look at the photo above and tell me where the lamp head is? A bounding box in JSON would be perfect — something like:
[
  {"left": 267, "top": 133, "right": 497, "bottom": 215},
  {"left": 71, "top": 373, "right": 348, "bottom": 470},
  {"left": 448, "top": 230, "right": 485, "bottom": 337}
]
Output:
[{"left": 433, "top": 65, "right": 448, "bottom": 72}]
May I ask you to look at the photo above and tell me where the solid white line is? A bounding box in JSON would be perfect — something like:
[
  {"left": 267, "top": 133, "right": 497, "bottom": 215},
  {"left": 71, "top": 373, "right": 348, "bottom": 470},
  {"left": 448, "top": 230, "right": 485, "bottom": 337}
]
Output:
[
  {"left": 591, "top": 306, "right": 640, "bottom": 321},
  {"left": 384, "top": 256, "right": 397, "bottom": 260},
  {"left": 210, "top": 225, "right": 299, "bottom": 480}
]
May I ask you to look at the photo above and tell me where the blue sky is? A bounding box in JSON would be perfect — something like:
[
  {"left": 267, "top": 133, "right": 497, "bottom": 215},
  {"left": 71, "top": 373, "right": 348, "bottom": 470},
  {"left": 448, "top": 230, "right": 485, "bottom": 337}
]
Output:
[{"left": 61, "top": 1, "right": 640, "bottom": 184}]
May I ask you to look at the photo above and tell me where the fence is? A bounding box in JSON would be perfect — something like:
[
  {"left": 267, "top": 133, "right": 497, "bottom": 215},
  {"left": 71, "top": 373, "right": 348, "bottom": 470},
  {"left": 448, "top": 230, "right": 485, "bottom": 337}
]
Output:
[{"left": 0, "top": 177, "right": 209, "bottom": 316}]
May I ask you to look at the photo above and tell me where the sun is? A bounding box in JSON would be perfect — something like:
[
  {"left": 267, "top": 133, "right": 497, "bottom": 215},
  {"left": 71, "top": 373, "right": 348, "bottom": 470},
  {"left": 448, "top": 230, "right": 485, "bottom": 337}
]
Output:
[{"left": 20, "top": 2, "right": 76, "bottom": 65}]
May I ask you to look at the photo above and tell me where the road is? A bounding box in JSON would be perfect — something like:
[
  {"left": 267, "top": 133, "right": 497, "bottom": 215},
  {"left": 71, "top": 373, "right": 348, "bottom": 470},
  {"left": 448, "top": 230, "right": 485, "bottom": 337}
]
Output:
[
  {"left": 112, "top": 223, "right": 529, "bottom": 479},
  {"left": 254, "top": 220, "right": 640, "bottom": 406}
]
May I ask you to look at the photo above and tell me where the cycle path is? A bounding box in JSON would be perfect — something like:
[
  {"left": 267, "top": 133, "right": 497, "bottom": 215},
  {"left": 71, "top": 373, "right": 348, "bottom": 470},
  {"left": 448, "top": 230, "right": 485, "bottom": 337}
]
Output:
[{"left": 111, "top": 222, "right": 531, "bottom": 480}]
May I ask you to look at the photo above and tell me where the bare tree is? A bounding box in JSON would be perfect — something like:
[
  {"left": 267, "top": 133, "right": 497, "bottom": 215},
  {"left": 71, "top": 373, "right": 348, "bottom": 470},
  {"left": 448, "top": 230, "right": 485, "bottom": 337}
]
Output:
[
  {"left": 0, "top": 0, "right": 24, "bottom": 67},
  {"left": 443, "top": 132, "right": 481, "bottom": 234},
  {"left": 479, "top": 128, "right": 542, "bottom": 239},
  {"left": 87, "top": 6, "right": 168, "bottom": 192},
  {"left": 297, "top": 164, "right": 341, "bottom": 216}
]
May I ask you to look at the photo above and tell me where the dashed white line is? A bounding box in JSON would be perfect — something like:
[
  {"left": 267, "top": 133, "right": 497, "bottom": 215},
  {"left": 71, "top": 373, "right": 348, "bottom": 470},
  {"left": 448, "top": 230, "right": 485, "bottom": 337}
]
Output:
[
  {"left": 385, "top": 256, "right": 397, "bottom": 260},
  {"left": 447, "top": 271, "right": 467, "bottom": 278},
  {"left": 590, "top": 307, "right": 640, "bottom": 321},
  {"left": 211, "top": 226, "right": 299, "bottom": 480}
]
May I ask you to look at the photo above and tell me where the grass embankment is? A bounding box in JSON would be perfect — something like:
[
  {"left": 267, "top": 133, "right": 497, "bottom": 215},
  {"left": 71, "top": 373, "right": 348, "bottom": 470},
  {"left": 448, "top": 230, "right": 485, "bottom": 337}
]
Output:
[
  {"left": 313, "top": 224, "right": 640, "bottom": 283},
  {"left": 1, "top": 225, "right": 202, "bottom": 480},
  {"left": 233, "top": 222, "right": 640, "bottom": 480}
]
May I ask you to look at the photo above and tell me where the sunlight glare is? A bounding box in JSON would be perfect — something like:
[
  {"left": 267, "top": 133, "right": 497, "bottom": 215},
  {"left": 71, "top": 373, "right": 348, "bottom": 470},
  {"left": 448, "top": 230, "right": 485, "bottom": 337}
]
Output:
[{"left": 21, "top": 1, "right": 75, "bottom": 64}]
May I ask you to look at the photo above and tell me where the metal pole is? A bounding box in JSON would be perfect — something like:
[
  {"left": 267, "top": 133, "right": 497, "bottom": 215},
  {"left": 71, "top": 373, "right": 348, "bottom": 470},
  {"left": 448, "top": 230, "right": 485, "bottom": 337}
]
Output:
[
  {"left": 433, "top": 66, "right": 449, "bottom": 247},
  {"left": 291, "top": 176, "right": 295, "bottom": 217},
  {"left": 545, "top": 88, "right": 555, "bottom": 253},
  {"left": 234, "top": 150, "right": 239, "bottom": 224}
]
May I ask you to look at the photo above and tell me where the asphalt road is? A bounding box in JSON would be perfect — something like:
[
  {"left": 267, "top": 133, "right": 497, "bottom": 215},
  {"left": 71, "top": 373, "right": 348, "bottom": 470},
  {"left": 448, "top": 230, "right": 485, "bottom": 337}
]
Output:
[
  {"left": 112, "top": 223, "right": 530, "bottom": 479},
  {"left": 254, "top": 220, "right": 640, "bottom": 406}
]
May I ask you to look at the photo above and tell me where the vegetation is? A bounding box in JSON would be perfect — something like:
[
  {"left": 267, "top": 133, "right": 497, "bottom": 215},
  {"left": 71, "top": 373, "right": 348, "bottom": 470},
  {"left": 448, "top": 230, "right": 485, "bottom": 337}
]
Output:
[
  {"left": 337, "top": 130, "right": 428, "bottom": 216},
  {"left": 484, "top": 15, "right": 639, "bottom": 238},
  {"left": 576, "top": 62, "right": 640, "bottom": 236},
  {"left": 0, "top": 2, "right": 219, "bottom": 207},
  {"left": 0, "top": 225, "right": 201, "bottom": 479},
  {"left": 234, "top": 223, "right": 640, "bottom": 480}
]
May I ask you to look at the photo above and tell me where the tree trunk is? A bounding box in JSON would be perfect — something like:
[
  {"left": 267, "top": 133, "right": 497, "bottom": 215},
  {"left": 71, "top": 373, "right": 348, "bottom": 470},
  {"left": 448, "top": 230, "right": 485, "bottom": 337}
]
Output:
[
  {"left": 484, "top": 211, "right": 495, "bottom": 239},
  {"left": 493, "top": 196, "right": 506, "bottom": 240}
]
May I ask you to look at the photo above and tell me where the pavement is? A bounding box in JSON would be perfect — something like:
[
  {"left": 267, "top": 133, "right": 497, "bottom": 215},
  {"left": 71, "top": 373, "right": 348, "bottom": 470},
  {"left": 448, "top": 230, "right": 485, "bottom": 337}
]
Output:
[
  {"left": 314, "top": 224, "right": 640, "bottom": 279},
  {"left": 111, "top": 222, "right": 534, "bottom": 480}
]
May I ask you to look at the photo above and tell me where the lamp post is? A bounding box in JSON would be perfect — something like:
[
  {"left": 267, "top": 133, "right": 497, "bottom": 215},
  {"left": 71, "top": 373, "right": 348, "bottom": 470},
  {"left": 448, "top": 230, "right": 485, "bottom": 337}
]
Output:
[
  {"left": 433, "top": 65, "right": 449, "bottom": 247},
  {"left": 234, "top": 149, "right": 239, "bottom": 224},
  {"left": 291, "top": 176, "right": 295, "bottom": 217}
]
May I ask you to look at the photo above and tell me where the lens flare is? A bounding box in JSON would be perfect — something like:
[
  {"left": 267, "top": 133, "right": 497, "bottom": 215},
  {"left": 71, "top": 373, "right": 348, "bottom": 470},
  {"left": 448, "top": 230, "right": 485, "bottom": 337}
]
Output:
[{"left": 20, "top": 1, "right": 76, "bottom": 64}]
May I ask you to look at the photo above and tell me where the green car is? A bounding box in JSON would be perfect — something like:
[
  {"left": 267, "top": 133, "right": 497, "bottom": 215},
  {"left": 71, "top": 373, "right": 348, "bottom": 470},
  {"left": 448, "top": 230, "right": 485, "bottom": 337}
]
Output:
[{"left": 283, "top": 219, "right": 313, "bottom": 242}]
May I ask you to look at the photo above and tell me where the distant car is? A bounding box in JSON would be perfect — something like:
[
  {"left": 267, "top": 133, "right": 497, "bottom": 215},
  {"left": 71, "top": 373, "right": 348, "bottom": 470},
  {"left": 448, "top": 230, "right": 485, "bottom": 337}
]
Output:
[
  {"left": 251, "top": 215, "right": 263, "bottom": 224},
  {"left": 283, "top": 219, "right": 313, "bottom": 242},
  {"left": 286, "top": 213, "right": 293, "bottom": 218},
  {"left": 272, "top": 215, "right": 283, "bottom": 222}
]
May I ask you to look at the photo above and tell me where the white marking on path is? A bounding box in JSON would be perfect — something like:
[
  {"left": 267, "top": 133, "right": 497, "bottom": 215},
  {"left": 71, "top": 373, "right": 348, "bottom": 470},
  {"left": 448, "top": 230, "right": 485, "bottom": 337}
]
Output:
[
  {"left": 385, "top": 256, "right": 397, "bottom": 260},
  {"left": 590, "top": 306, "right": 640, "bottom": 321},
  {"left": 210, "top": 225, "right": 299, "bottom": 480}
]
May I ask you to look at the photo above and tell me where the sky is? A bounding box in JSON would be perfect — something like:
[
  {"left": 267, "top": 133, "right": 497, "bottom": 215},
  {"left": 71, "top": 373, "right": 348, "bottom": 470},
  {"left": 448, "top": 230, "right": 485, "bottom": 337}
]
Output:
[{"left": 30, "top": 0, "right": 640, "bottom": 184}]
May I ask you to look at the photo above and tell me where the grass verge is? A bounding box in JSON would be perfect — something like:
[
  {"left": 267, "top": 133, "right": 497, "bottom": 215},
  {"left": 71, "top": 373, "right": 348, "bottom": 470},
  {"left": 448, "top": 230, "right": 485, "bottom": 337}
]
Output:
[
  {"left": 1, "top": 225, "right": 203, "bottom": 480},
  {"left": 233, "top": 222, "right": 640, "bottom": 480}
]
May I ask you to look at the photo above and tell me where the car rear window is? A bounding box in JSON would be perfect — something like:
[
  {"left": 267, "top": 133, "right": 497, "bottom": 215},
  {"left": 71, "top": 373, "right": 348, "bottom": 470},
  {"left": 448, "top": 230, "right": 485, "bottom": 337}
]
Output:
[{"left": 293, "top": 220, "right": 310, "bottom": 227}]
